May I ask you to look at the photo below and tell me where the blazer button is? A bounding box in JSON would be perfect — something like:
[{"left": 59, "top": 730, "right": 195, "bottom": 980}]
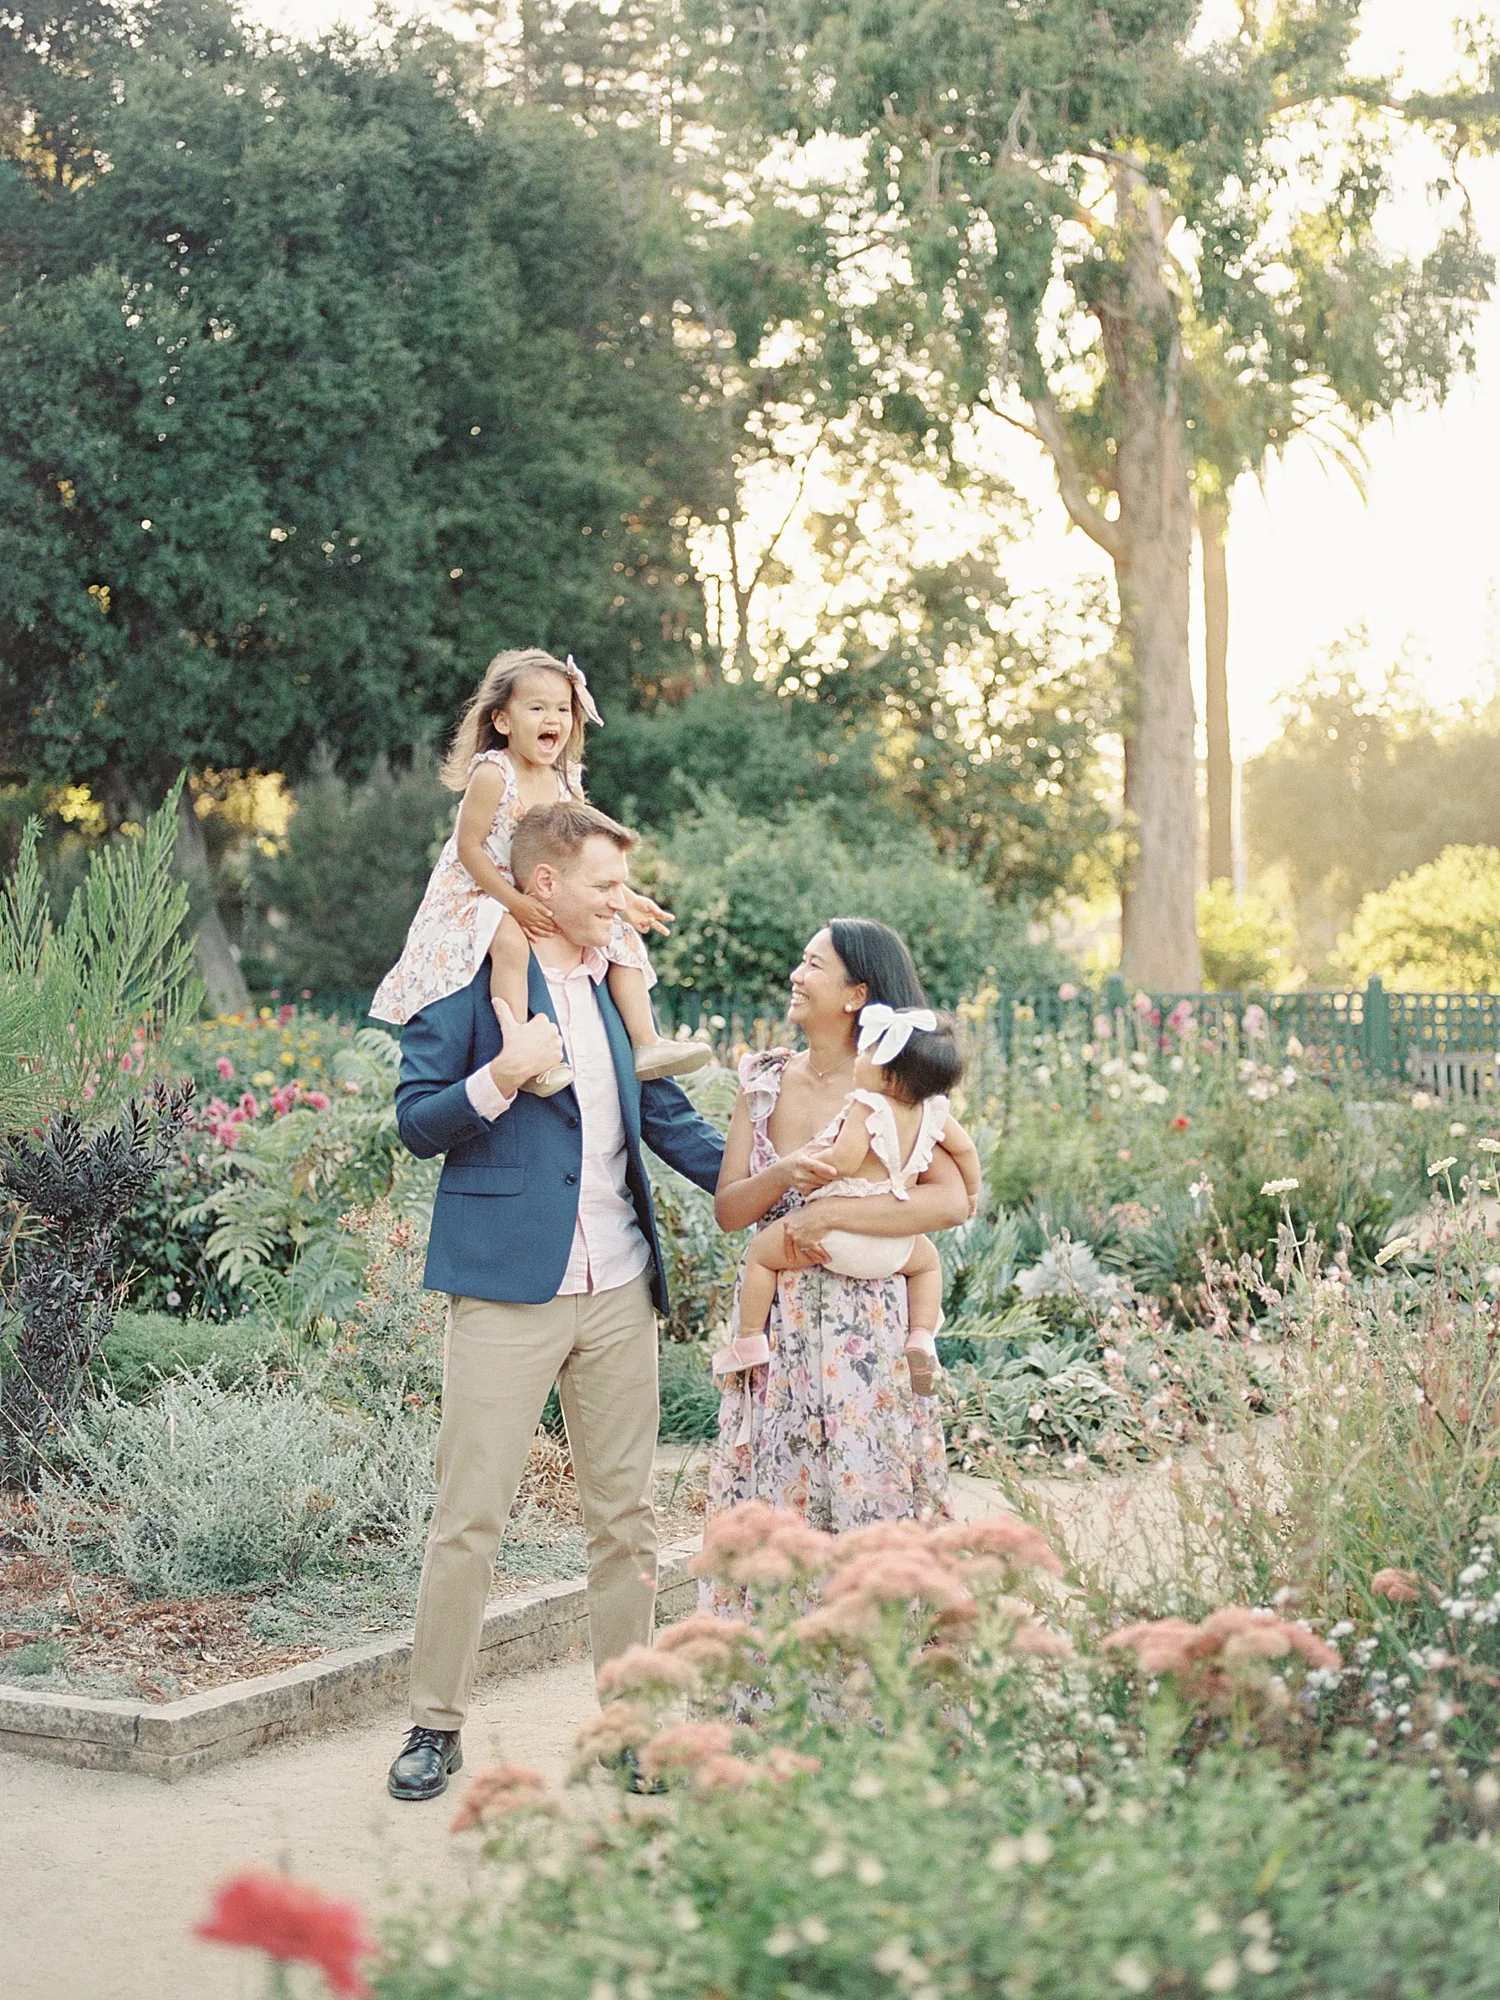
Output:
[
  {"left": 564, "top": 1172, "right": 578, "bottom": 1185},
  {"left": 566, "top": 1115, "right": 579, "bottom": 1130}
]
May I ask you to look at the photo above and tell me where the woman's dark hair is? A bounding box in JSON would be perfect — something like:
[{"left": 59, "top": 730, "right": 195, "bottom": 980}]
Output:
[
  {"left": 826, "top": 917, "right": 926, "bottom": 1010},
  {"left": 882, "top": 1013, "right": 964, "bottom": 1105}
]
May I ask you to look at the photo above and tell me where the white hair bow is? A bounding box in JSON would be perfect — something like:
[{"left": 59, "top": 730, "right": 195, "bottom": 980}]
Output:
[
  {"left": 564, "top": 654, "right": 603, "bottom": 728},
  {"left": 858, "top": 1003, "right": 937, "bottom": 1066}
]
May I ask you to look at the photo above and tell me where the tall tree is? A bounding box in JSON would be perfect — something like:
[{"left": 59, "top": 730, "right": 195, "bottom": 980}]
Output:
[
  {"left": 0, "top": 0, "right": 719, "bottom": 813},
  {"left": 624, "top": 0, "right": 1496, "bottom": 984}
]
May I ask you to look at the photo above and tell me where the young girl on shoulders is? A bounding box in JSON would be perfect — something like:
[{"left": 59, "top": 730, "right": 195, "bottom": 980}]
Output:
[
  {"left": 715, "top": 1005, "right": 981, "bottom": 1395},
  {"left": 371, "top": 647, "right": 708, "bottom": 1091}
]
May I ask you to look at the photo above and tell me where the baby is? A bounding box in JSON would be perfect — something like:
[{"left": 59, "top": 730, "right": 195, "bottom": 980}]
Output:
[{"left": 714, "top": 1004, "right": 981, "bottom": 1396}]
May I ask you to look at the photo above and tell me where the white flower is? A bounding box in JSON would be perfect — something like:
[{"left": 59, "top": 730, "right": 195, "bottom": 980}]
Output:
[
  {"left": 799, "top": 1916, "right": 830, "bottom": 1945},
  {"left": 1428, "top": 1157, "right": 1458, "bottom": 1177},
  {"left": 1016, "top": 1240, "right": 1126, "bottom": 1303},
  {"left": 1450, "top": 1123, "right": 1469, "bottom": 1137},
  {"left": 764, "top": 1927, "right": 799, "bottom": 1958},
  {"left": 1139, "top": 1080, "right": 1169, "bottom": 1106},
  {"left": 1203, "top": 1956, "right": 1240, "bottom": 1992},
  {"left": 986, "top": 1837, "right": 1021, "bottom": 1872},
  {"left": 671, "top": 1899, "right": 702, "bottom": 1932},
  {"left": 422, "top": 1940, "right": 456, "bottom": 1969},
  {"left": 1112, "top": 1956, "right": 1153, "bottom": 1992},
  {"left": 1018, "top": 1828, "right": 1054, "bottom": 1865},
  {"left": 1375, "top": 1236, "right": 1414, "bottom": 1267},
  {"left": 1193, "top": 1906, "right": 1223, "bottom": 1936},
  {"left": 589, "top": 1982, "right": 616, "bottom": 2000},
  {"left": 810, "top": 1847, "right": 846, "bottom": 1878},
  {"left": 1034, "top": 1064, "right": 1053, "bottom": 1086},
  {"left": 873, "top": 1938, "right": 919, "bottom": 1976},
  {"left": 849, "top": 1772, "right": 885, "bottom": 1800},
  {"left": 1478, "top": 1137, "right": 1500, "bottom": 1155},
  {"left": 1260, "top": 1178, "right": 1299, "bottom": 1197},
  {"left": 854, "top": 1856, "right": 886, "bottom": 1886},
  {"left": 1242, "top": 1942, "right": 1280, "bottom": 1975}
]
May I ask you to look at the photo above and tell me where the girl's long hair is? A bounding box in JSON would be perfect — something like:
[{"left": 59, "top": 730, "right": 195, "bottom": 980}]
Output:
[{"left": 440, "top": 648, "right": 589, "bottom": 792}]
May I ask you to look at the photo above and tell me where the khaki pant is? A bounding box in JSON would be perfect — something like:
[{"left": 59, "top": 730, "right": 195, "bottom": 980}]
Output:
[{"left": 409, "top": 1271, "right": 659, "bottom": 1731}]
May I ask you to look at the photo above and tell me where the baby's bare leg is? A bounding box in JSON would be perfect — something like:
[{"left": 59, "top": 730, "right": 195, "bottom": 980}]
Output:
[
  {"left": 901, "top": 1235, "right": 944, "bottom": 1335},
  {"left": 900, "top": 1236, "right": 945, "bottom": 1397},
  {"left": 606, "top": 963, "right": 659, "bottom": 1051},
  {"left": 736, "top": 1221, "right": 791, "bottom": 1340},
  {"left": 488, "top": 913, "right": 532, "bottom": 1024}
]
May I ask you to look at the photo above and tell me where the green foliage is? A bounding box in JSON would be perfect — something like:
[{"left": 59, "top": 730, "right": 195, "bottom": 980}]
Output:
[
  {"left": 40, "top": 1368, "right": 434, "bottom": 1597},
  {"left": 657, "top": 1341, "right": 721, "bottom": 1444},
  {"left": 0, "top": 784, "right": 197, "bottom": 1130},
  {"left": 178, "top": 1027, "right": 405, "bottom": 1328},
  {"left": 0, "top": 8, "right": 717, "bottom": 798},
  {"left": 249, "top": 751, "right": 452, "bottom": 995},
  {"left": 637, "top": 793, "right": 1073, "bottom": 1011},
  {"left": 1246, "top": 666, "right": 1500, "bottom": 965},
  {"left": 1337, "top": 844, "right": 1500, "bottom": 992},
  {"left": 1196, "top": 882, "right": 1295, "bottom": 992},
  {"left": 92, "top": 1309, "right": 288, "bottom": 1401}
]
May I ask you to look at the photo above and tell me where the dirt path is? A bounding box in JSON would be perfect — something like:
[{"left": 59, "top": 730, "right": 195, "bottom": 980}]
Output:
[{"left": 0, "top": 1653, "right": 602, "bottom": 2000}]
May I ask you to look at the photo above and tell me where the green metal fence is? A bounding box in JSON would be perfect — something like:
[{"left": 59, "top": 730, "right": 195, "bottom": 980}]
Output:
[
  {"left": 279, "top": 974, "right": 1500, "bottom": 1091},
  {"left": 989, "top": 975, "right": 1500, "bottom": 1090}
]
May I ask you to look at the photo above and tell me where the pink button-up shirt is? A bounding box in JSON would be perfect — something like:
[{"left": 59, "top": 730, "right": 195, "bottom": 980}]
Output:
[{"left": 465, "top": 947, "right": 650, "bottom": 1296}]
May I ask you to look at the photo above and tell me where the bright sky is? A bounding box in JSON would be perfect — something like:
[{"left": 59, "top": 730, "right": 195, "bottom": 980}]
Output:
[{"left": 246, "top": 0, "right": 1500, "bottom": 756}]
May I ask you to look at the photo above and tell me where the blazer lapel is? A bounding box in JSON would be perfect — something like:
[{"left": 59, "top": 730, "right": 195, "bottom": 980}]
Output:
[{"left": 597, "top": 978, "right": 642, "bottom": 1140}]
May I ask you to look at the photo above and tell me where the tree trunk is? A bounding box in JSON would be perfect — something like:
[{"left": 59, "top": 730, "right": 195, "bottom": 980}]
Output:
[
  {"left": 175, "top": 790, "right": 251, "bottom": 1015},
  {"left": 1099, "top": 170, "right": 1202, "bottom": 992},
  {"left": 1200, "top": 493, "right": 1233, "bottom": 887}
]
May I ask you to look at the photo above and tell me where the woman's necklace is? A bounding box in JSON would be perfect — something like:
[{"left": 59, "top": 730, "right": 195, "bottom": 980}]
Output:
[{"left": 804, "top": 1047, "right": 855, "bottom": 1083}]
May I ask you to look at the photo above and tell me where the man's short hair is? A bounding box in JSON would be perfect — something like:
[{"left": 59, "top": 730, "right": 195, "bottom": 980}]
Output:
[{"left": 510, "top": 802, "right": 638, "bottom": 891}]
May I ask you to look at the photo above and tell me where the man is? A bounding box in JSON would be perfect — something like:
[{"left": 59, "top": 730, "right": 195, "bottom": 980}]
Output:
[{"left": 385, "top": 801, "right": 724, "bottom": 1801}]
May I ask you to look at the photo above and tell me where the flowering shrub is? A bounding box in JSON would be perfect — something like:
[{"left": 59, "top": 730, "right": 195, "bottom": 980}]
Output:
[
  {"left": 197, "top": 1871, "right": 372, "bottom": 1996},
  {"left": 374, "top": 1501, "right": 1500, "bottom": 2000}
]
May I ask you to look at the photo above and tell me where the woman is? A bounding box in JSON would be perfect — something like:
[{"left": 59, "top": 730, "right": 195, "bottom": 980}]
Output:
[{"left": 707, "top": 918, "right": 969, "bottom": 1533}]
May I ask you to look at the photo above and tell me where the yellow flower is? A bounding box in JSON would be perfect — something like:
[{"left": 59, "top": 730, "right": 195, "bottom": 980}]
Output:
[
  {"left": 281, "top": 1050, "right": 295, "bottom": 1066},
  {"left": 252, "top": 1070, "right": 275, "bottom": 1087}
]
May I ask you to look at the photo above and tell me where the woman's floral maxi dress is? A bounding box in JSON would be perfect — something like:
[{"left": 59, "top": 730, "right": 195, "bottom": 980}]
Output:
[{"left": 705, "top": 1050, "right": 951, "bottom": 1556}]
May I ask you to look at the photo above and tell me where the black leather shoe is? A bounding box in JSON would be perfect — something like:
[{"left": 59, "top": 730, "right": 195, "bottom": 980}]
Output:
[
  {"left": 616, "top": 1746, "right": 668, "bottom": 1796},
  {"left": 387, "top": 1725, "right": 462, "bottom": 1801}
]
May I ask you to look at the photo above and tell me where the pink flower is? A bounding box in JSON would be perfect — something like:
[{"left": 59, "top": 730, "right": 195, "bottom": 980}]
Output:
[
  {"left": 195, "top": 1872, "right": 372, "bottom": 1997},
  {"left": 237, "top": 1091, "right": 260, "bottom": 1119},
  {"left": 214, "top": 1124, "right": 240, "bottom": 1151},
  {"left": 638, "top": 1721, "right": 737, "bottom": 1781},
  {"left": 305, "top": 1090, "right": 330, "bottom": 1111},
  {"left": 278, "top": 1004, "right": 294, "bottom": 1026},
  {"left": 595, "top": 1644, "right": 700, "bottom": 1700},
  {"left": 927, "top": 1516, "right": 1063, "bottom": 1575},
  {"left": 1058, "top": 983, "right": 1079, "bottom": 1002},
  {"left": 1372, "top": 1568, "right": 1422, "bottom": 1603},
  {"left": 216, "top": 1057, "right": 235, "bottom": 1081},
  {"left": 692, "top": 1753, "right": 756, "bottom": 1792},
  {"left": 449, "top": 1764, "right": 551, "bottom": 1832},
  {"left": 1242, "top": 1004, "right": 1269, "bottom": 1041},
  {"left": 119, "top": 1051, "right": 134, "bottom": 1074}
]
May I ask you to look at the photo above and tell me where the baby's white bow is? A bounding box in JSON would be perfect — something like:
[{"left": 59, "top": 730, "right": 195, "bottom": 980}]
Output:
[
  {"left": 564, "top": 654, "right": 604, "bottom": 728},
  {"left": 858, "top": 1002, "right": 937, "bottom": 1066}
]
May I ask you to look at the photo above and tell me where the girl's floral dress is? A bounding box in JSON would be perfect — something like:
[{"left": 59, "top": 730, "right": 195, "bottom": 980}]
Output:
[
  {"left": 369, "top": 748, "right": 653, "bottom": 1025},
  {"left": 705, "top": 1050, "right": 950, "bottom": 1565}
]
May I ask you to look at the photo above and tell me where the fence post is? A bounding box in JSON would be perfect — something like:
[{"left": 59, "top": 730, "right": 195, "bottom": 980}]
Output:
[
  {"left": 1364, "top": 975, "right": 1393, "bottom": 1079},
  {"left": 1102, "top": 973, "right": 1128, "bottom": 1017}
]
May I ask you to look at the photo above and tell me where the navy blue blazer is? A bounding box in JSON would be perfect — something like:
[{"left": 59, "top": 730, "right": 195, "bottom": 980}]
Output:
[{"left": 395, "top": 960, "right": 725, "bottom": 1310}]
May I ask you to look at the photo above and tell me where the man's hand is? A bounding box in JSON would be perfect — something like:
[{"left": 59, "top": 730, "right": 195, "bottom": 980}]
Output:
[
  {"left": 512, "top": 894, "right": 560, "bottom": 940},
  {"left": 622, "top": 887, "right": 674, "bottom": 939},
  {"left": 489, "top": 998, "right": 565, "bottom": 1096},
  {"left": 779, "top": 1203, "right": 833, "bottom": 1265}
]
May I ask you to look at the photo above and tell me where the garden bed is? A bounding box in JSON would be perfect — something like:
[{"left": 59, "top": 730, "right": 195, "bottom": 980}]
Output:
[{"left": 0, "top": 1454, "right": 709, "bottom": 1705}]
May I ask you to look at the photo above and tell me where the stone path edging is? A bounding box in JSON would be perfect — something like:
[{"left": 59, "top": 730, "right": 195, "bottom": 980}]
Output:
[{"left": 0, "top": 1540, "right": 699, "bottom": 1783}]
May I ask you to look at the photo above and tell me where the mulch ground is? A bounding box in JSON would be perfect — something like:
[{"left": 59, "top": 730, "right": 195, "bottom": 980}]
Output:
[{"left": 0, "top": 1551, "right": 323, "bottom": 1700}]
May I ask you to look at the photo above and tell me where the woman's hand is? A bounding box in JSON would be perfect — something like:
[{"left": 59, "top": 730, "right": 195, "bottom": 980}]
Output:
[
  {"left": 779, "top": 1202, "right": 834, "bottom": 1265},
  {"left": 623, "top": 888, "right": 674, "bottom": 938},
  {"left": 512, "top": 894, "right": 560, "bottom": 940},
  {"left": 782, "top": 1145, "right": 839, "bottom": 1197}
]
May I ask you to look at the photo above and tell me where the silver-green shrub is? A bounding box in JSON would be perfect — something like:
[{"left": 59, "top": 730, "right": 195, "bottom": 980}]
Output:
[{"left": 40, "top": 1369, "right": 434, "bottom": 1597}]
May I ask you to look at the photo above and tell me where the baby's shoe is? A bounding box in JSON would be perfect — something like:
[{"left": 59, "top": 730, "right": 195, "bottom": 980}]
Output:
[
  {"left": 711, "top": 1325, "right": 773, "bottom": 1380},
  {"left": 904, "top": 1328, "right": 942, "bottom": 1398},
  {"left": 634, "top": 1039, "right": 712, "bottom": 1083},
  {"left": 521, "top": 1062, "right": 575, "bottom": 1098}
]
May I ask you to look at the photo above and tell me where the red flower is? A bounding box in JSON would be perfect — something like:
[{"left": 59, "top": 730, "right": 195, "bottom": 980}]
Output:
[
  {"left": 195, "top": 1872, "right": 372, "bottom": 1996},
  {"left": 1171, "top": 1115, "right": 1190, "bottom": 1131}
]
